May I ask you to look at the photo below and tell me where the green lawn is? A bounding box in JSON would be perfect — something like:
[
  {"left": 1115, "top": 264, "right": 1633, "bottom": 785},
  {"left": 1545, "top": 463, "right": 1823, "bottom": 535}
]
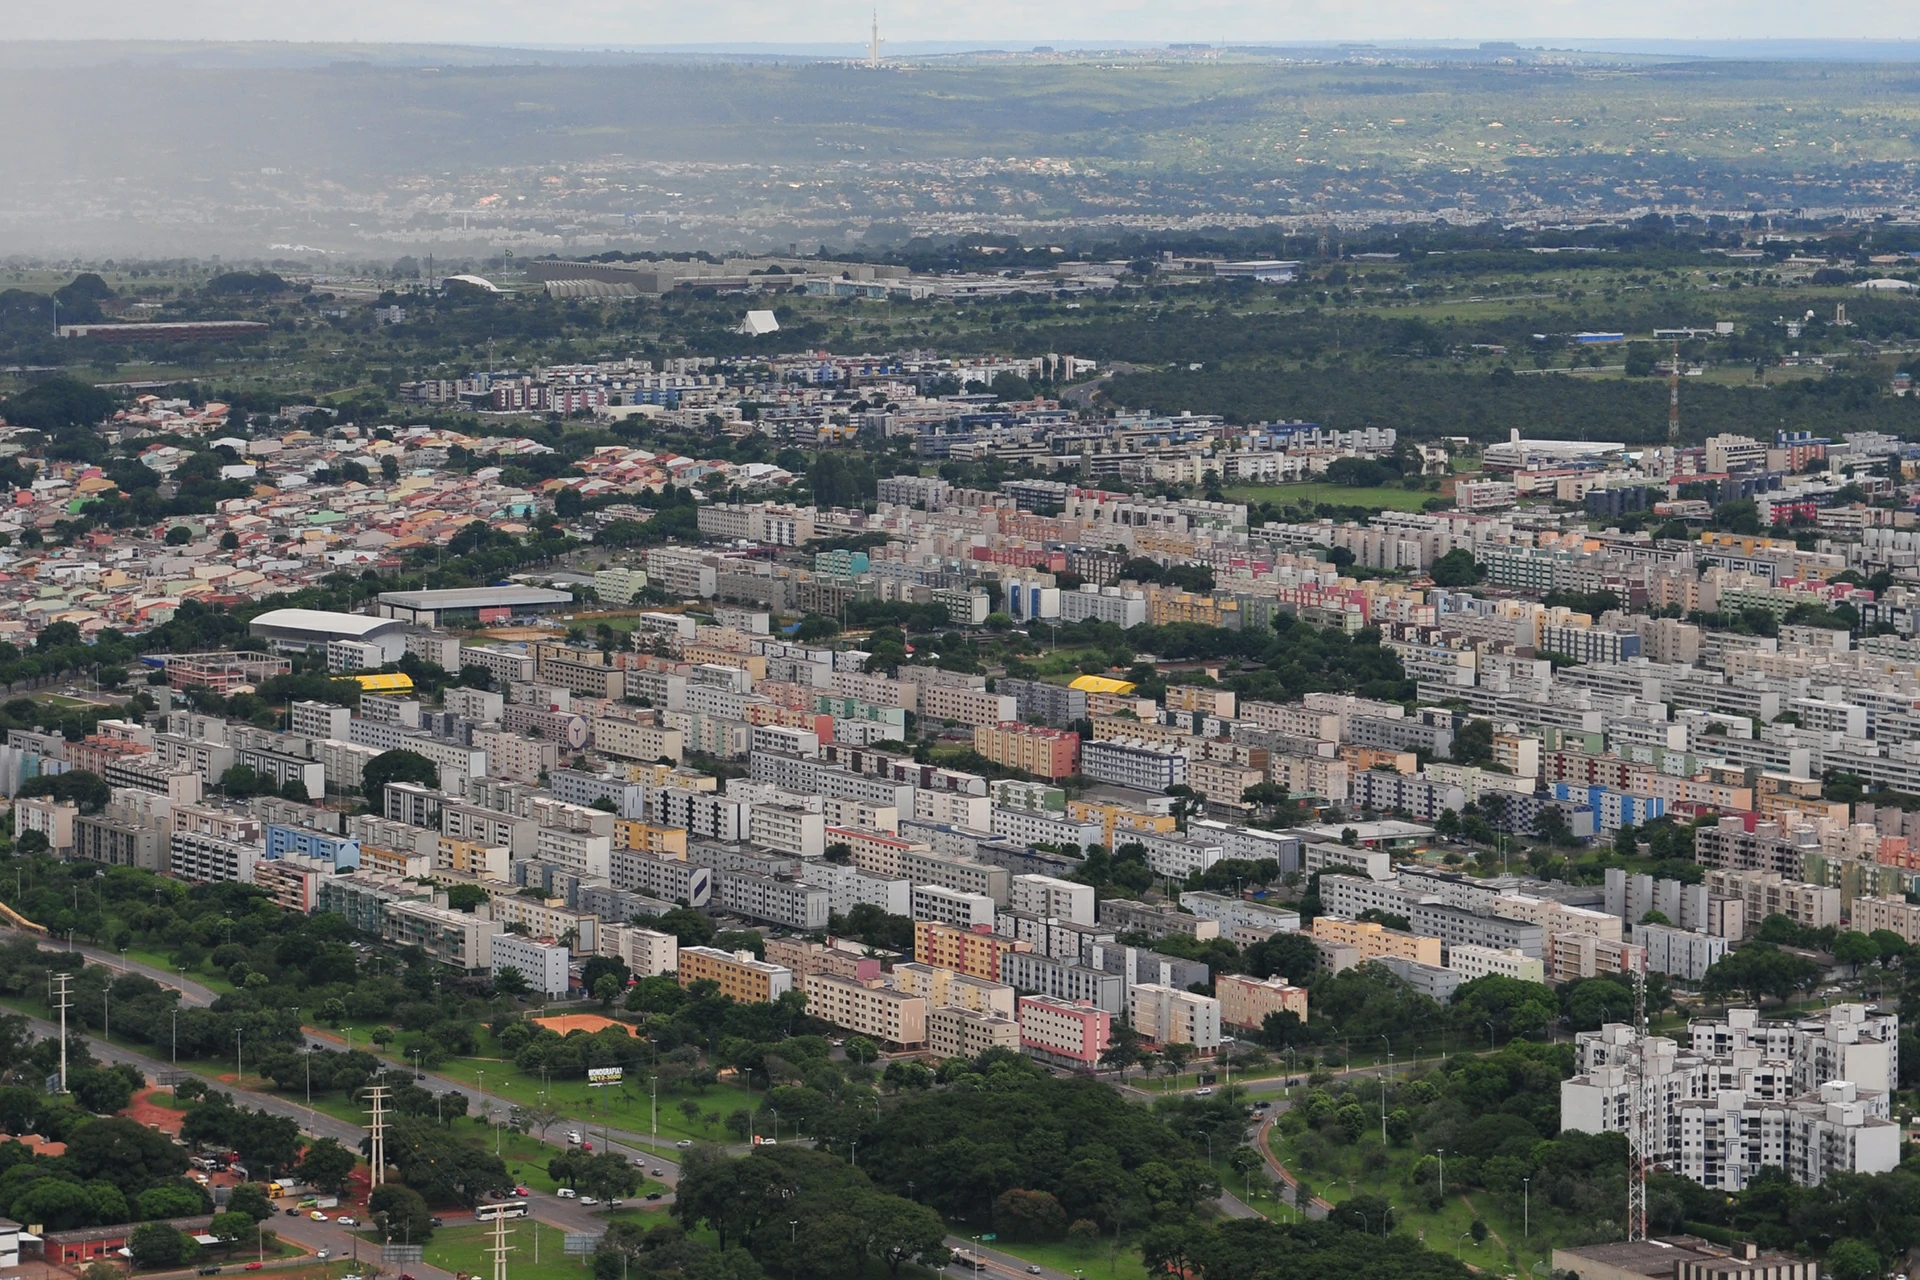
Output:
[
  {"left": 426, "top": 1220, "right": 598, "bottom": 1280},
  {"left": 1268, "top": 1127, "right": 1553, "bottom": 1280},
  {"left": 1223, "top": 482, "right": 1442, "bottom": 512},
  {"left": 960, "top": 1233, "right": 1148, "bottom": 1280},
  {"left": 422, "top": 1054, "right": 766, "bottom": 1146}
]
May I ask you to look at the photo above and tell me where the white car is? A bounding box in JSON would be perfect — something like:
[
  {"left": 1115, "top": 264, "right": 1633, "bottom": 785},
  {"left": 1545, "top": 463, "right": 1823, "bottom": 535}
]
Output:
[
  {"left": 336, "top": 1217, "right": 358, "bottom": 1227},
  {"left": 317, "top": 1251, "right": 331, "bottom": 1261},
  {"left": 580, "top": 1196, "right": 600, "bottom": 1206},
  {"left": 675, "top": 1140, "right": 693, "bottom": 1149},
  {"left": 567, "top": 1131, "right": 583, "bottom": 1145},
  {"left": 556, "top": 1188, "right": 577, "bottom": 1199},
  {"left": 1193, "top": 1087, "right": 1214, "bottom": 1097}
]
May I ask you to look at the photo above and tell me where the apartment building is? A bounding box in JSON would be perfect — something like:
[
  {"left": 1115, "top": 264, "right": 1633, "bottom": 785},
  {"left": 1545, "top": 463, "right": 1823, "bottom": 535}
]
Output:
[
  {"left": 252, "top": 854, "right": 335, "bottom": 913},
  {"left": 492, "top": 935, "right": 571, "bottom": 998},
  {"left": 473, "top": 727, "right": 559, "bottom": 786},
  {"left": 717, "top": 871, "right": 831, "bottom": 931},
  {"left": 1017, "top": 995, "right": 1113, "bottom": 1068},
  {"left": 912, "top": 884, "right": 997, "bottom": 930},
  {"left": 383, "top": 899, "right": 500, "bottom": 973},
  {"left": 1548, "top": 933, "right": 1648, "bottom": 984},
  {"left": 612, "top": 821, "right": 689, "bottom": 859},
  {"left": 598, "top": 923, "right": 678, "bottom": 978},
  {"left": 914, "top": 920, "right": 1030, "bottom": 981},
  {"left": 485, "top": 896, "right": 598, "bottom": 952},
  {"left": 1128, "top": 983, "right": 1222, "bottom": 1050},
  {"left": 928, "top": 1005, "right": 1021, "bottom": 1058},
  {"left": 677, "top": 946, "right": 794, "bottom": 1003},
  {"left": 803, "top": 973, "right": 927, "bottom": 1047},
  {"left": 1448, "top": 944, "right": 1545, "bottom": 984},
  {"left": 1309, "top": 916, "right": 1443, "bottom": 967},
  {"left": 435, "top": 837, "right": 509, "bottom": 881},
  {"left": 902, "top": 849, "right": 1009, "bottom": 904},
  {"left": 169, "top": 804, "right": 264, "bottom": 885},
  {"left": 592, "top": 718, "right": 686, "bottom": 764},
  {"left": 610, "top": 848, "right": 714, "bottom": 907},
  {"left": 1215, "top": 973, "right": 1308, "bottom": 1030},
  {"left": 1178, "top": 890, "right": 1302, "bottom": 939},
  {"left": 1703, "top": 869, "right": 1841, "bottom": 931},
  {"left": 1852, "top": 895, "right": 1920, "bottom": 945},
  {"left": 920, "top": 685, "right": 1018, "bottom": 728},
  {"left": 972, "top": 722, "right": 1080, "bottom": 781},
  {"left": 1080, "top": 738, "right": 1189, "bottom": 792},
  {"left": 748, "top": 803, "right": 826, "bottom": 857},
  {"left": 15, "top": 797, "right": 77, "bottom": 855},
  {"left": 1008, "top": 873, "right": 1095, "bottom": 925},
  {"left": 892, "top": 963, "right": 1017, "bottom": 1017}
]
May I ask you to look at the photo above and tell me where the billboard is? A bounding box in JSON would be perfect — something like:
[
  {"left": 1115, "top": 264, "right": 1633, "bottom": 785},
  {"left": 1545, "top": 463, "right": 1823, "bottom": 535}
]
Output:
[{"left": 587, "top": 1067, "right": 623, "bottom": 1088}]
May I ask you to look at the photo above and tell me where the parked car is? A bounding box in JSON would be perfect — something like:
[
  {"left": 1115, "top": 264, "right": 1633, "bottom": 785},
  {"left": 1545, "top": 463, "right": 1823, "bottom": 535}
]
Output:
[
  {"left": 580, "top": 1197, "right": 600, "bottom": 1206},
  {"left": 645, "top": 1193, "right": 663, "bottom": 1202},
  {"left": 317, "top": 1250, "right": 332, "bottom": 1260},
  {"left": 556, "top": 1188, "right": 577, "bottom": 1199}
]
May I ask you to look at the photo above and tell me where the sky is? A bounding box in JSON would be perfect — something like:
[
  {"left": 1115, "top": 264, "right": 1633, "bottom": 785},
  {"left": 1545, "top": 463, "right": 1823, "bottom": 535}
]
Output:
[{"left": 1, "top": 0, "right": 1902, "bottom": 47}]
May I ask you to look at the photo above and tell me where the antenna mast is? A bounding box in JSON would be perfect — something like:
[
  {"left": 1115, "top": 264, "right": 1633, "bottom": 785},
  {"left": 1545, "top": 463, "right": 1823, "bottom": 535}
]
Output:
[
  {"left": 869, "top": 11, "right": 883, "bottom": 68},
  {"left": 1667, "top": 341, "right": 1680, "bottom": 446},
  {"left": 1626, "top": 962, "right": 1650, "bottom": 1242},
  {"left": 365, "top": 1086, "right": 389, "bottom": 1188},
  {"left": 51, "top": 972, "right": 71, "bottom": 1091}
]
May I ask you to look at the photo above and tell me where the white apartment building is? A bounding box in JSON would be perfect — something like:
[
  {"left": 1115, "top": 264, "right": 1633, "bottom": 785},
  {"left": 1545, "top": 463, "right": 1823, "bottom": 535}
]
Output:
[
  {"left": 749, "top": 803, "right": 826, "bottom": 857},
  {"left": 803, "top": 973, "right": 927, "bottom": 1047},
  {"left": 1081, "top": 738, "right": 1189, "bottom": 792},
  {"left": 891, "top": 962, "right": 1018, "bottom": 1017},
  {"left": 914, "top": 789, "right": 992, "bottom": 831},
  {"left": 928, "top": 1005, "right": 1021, "bottom": 1058},
  {"left": 800, "top": 860, "right": 912, "bottom": 917},
  {"left": 912, "top": 884, "right": 996, "bottom": 931},
  {"left": 384, "top": 899, "right": 501, "bottom": 972},
  {"left": 1008, "top": 873, "right": 1096, "bottom": 925},
  {"left": 1128, "top": 983, "right": 1221, "bottom": 1050},
  {"left": 919, "top": 684, "right": 1018, "bottom": 728},
  {"left": 599, "top": 923, "right": 678, "bottom": 977},
  {"left": 473, "top": 727, "right": 558, "bottom": 785},
  {"left": 492, "top": 935, "right": 571, "bottom": 998}
]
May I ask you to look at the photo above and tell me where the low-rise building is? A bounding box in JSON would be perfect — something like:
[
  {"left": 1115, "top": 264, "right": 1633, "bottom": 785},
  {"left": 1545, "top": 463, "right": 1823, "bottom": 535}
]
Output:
[
  {"left": 803, "top": 972, "right": 927, "bottom": 1047},
  {"left": 1018, "top": 994, "right": 1113, "bottom": 1068},
  {"left": 1128, "top": 983, "right": 1222, "bottom": 1050},
  {"left": 677, "top": 945, "right": 793, "bottom": 1003},
  {"left": 1215, "top": 973, "right": 1308, "bottom": 1030},
  {"left": 928, "top": 1005, "right": 1020, "bottom": 1058},
  {"left": 492, "top": 935, "right": 571, "bottom": 998}
]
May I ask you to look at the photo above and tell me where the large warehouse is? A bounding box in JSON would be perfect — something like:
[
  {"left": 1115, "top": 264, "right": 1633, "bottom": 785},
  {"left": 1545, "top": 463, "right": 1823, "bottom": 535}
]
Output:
[
  {"left": 374, "top": 585, "right": 573, "bottom": 627},
  {"left": 247, "top": 609, "right": 410, "bottom": 662}
]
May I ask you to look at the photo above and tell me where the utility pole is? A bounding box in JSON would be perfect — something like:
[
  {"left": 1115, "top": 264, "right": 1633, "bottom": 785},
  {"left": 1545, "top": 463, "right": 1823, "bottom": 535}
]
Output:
[
  {"left": 488, "top": 1196, "right": 512, "bottom": 1280},
  {"left": 366, "top": 1086, "right": 390, "bottom": 1189},
  {"left": 51, "top": 972, "right": 71, "bottom": 1091}
]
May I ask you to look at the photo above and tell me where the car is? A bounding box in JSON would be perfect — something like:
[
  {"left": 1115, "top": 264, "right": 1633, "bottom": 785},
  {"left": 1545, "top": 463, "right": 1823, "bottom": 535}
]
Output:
[
  {"left": 645, "top": 1193, "right": 663, "bottom": 1202},
  {"left": 400, "top": 1272, "right": 418, "bottom": 1280},
  {"left": 336, "top": 1217, "right": 358, "bottom": 1227},
  {"left": 197, "top": 1268, "right": 220, "bottom": 1275},
  {"left": 556, "top": 1188, "right": 577, "bottom": 1199},
  {"left": 1193, "top": 1087, "right": 1214, "bottom": 1097},
  {"left": 244, "top": 1266, "right": 263, "bottom": 1273},
  {"left": 759, "top": 1138, "right": 778, "bottom": 1146},
  {"left": 580, "top": 1197, "right": 600, "bottom": 1206},
  {"left": 567, "top": 1131, "right": 583, "bottom": 1145},
  {"left": 650, "top": 1169, "right": 665, "bottom": 1177},
  {"left": 582, "top": 1141, "right": 594, "bottom": 1152},
  {"left": 191, "top": 1173, "right": 211, "bottom": 1185},
  {"left": 513, "top": 1186, "right": 531, "bottom": 1197},
  {"left": 1028, "top": 1268, "right": 1044, "bottom": 1275},
  {"left": 310, "top": 1211, "right": 329, "bottom": 1221},
  {"left": 429, "top": 1219, "right": 444, "bottom": 1229},
  {"left": 609, "top": 1199, "right": 623, "bottom": 1208},
  {"left": 284, "top": 1208, "right": 301, "bottom": 1217},
  {"left": 675, "top": 1140, "right": 693, "bottom": 1149},
  {"left": 317, "top": 1250, "right": 332, "bottom": 1261}
]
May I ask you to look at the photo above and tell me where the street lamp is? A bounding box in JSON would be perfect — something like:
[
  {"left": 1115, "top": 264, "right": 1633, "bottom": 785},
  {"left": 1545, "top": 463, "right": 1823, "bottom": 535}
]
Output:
[
  {"left": 1456, "top": 1232, "right": 1473, "bottom": 1258},
  {"left": 1435, "top": 1148, "right": 1445, "bottom": 1199},
  {"left": 1523, "top": 1176, "right": 1530, "bottom": 1239}
]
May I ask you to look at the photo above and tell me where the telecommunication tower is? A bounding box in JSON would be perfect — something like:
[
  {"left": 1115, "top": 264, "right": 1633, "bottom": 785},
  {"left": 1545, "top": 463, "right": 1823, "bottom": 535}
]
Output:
[
  {"left": 365, "top": 1086, "right": 389, "bottom": 1188},
  {"left": 1625, "top": 964, "right": 1650, "bottom": 1241},
  {"left": 50, "top": 972, "right": 71, "bottom": 1091},
  {"left": 1667, "top": 342, "right": 1681, "bottom": 445},
  {"left": 868, "top": 11, "right": 884, "bottom": 68}
]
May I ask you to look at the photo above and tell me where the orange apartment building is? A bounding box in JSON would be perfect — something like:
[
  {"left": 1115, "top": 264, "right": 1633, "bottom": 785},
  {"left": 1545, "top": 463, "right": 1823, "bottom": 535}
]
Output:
[
  {"left": 912, "top": 921, "right": 1031, "bottom": 982},
  {"left": 972, "top": 722, "right": 1081, "bottom": 781}
]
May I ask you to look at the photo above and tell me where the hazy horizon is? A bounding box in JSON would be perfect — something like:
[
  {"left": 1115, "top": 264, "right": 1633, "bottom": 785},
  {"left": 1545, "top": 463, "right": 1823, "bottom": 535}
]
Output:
[{"left": 0, "top": 1, "right": 1904, "bottom": 49}]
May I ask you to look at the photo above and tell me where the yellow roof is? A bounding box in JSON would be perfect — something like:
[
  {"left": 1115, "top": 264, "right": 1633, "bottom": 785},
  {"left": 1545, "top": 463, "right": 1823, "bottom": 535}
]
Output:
[
  {"left": 1068, "top": 674, "right": 1136, "bottom": 695},
  {"left": 352, "top": 672, "right": 414, "bottom": 693}
]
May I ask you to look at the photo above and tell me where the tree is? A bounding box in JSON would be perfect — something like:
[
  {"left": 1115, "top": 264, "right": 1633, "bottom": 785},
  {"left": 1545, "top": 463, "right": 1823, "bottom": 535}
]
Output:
[
  {"left": 579, "top": 1150, "right": 642, "bottom": 1203},
  {"left": 226, "top": 1182, "right": 273, "bottom": 1223},
  {"left": 1428, "top": 548, "right": 1484, "bottom": 587},
  {"left": 1825, "top": 1239, "right": 1879, "bottom": 1280},
  {"left": 865, "top": 1192, "right": 948, "bottom": 1279},
  {"left": 361, "top": 749, "right": 440, "bottom": 799},
  {"left": 209, "top": 1211, "right": 254, "bottom": 1249},
  {"left": 129, "top": 1223, "right": 185, "bottom": 1268},
  {"left": 298, "top": 1137, "right": 357, "bottom": 1194},
  {"left": 137, "top": 1183, "right": 210, "bottom": 1220},
  {"left": 368, "top": 1183, "right": 435, "bottom": 1245},
  {"left": 842, "top": 1036, "right": 879, "bottom": 1066},
  {"left": 494, "top": 967, "right": 532, "bottom": 998},
  {"left": 593, "top": 974, "right": 621, "bottom": 1007}
]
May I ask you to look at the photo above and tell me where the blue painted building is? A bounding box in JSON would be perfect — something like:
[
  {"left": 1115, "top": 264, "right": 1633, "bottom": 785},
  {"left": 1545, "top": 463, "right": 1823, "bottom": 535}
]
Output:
[{"left": 265, "top": 824, "right": 361, "bottom": 871}]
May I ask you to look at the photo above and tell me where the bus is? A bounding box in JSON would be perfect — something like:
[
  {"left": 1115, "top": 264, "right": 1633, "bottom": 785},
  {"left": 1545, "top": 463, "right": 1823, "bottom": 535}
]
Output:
[{"left": 474, "top": 1203, "right": 530, "bottom": 1222}]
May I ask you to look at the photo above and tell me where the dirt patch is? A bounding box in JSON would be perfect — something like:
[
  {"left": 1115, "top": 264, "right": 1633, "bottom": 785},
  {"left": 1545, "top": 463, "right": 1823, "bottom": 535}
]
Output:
[
  {"left": 124, "top": 1087, "right": 185, "bottom": 1136},
  {"left": 531, "top": 1013, "right": 635, "bottom": 1037}
]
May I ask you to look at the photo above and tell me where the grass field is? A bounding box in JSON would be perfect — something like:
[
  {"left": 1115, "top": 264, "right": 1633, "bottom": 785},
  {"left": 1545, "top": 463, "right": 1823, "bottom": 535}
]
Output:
[
  {"left": 1223, "top": 482, "right": 1441, "bottom": 512},
  {"left": 959, "top": 1233, "right": 1149, "bottom": 1280},
  {"left": 1267, "top": 1127, "right": 1552, "bottom": 1280},
  {"left": 426, "top": 1220, "right": 598, "bottom": 1280}
]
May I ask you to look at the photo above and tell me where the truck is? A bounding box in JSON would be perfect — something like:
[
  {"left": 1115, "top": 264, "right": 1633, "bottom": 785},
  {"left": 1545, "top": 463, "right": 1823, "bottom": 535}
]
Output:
[
  {"left": 312, "top": 1197, "right": 340, "bottom": 1210},
  {"left": 268, "top": 1180, "right": 312, "bottom": 1199}
]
